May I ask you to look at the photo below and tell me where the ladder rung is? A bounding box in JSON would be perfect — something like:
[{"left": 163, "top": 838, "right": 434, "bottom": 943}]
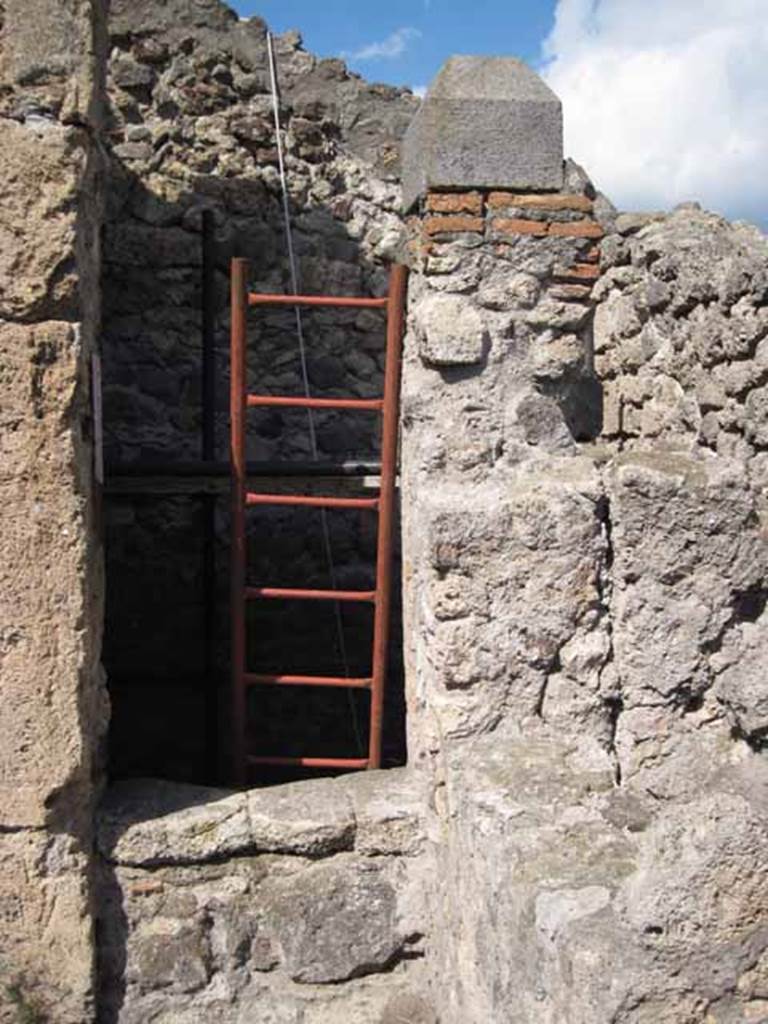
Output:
[
  {"left": 246, "top": 493, "right": 379, "bottom": 510},
  {"left": 246, "top": 586, "right": 375, "bottom": 602},
  {"left": 247, "top": 395, "right": 383, "bottom": 411},
  {"left": 248, "top": 293, "right": 387, "bottom": 310},
  {"left": 246, "top": 673, "right": 372, "bottom": 688},
  {"left": 248, "top": 756, "right": 370, "bottom": 769}
]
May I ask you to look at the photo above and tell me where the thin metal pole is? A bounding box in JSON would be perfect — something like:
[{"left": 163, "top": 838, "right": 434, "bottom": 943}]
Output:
[
  {"left": 266, "top": 31, "right": 363, "bottom": 757},
  {"left": 202, "top": 212, "right": 216, "bottom": 460},
  {"left": 202, "top": 211, "right": 218, "bottom": 781},
  {"left": 230, "top": 258, "right": 249, "bottom": 787},
  {"left": 368, "top": 264, "right": 408, "bottom": 769}
]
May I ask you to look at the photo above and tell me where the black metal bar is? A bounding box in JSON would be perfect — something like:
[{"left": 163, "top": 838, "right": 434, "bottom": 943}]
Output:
[
  {"left": 202, "top": 212, "right": 218, "bottom": 783},
  {"left": 202, "top": 211, "right": 216, "bottom": 463},
  {"left": 105, "top": 459, "right": 383, "bottom": 479}
]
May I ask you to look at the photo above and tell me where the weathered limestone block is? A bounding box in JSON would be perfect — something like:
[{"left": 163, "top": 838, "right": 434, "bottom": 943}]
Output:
[
  {"left": 431, "top": 731, "right": 633, "bottom": 1023},
  {"left": 413, "top": 292, "right": 487, "bottom": 366},
  {"left": 402, "top": 57, "right": 563, "bottom": 210},
  {"left": 96, "top": 772, "right": 433, "bottom": 1023},
  {"left": 0, "top": 123, "right": 92, "bottom": 321},
  {"left": 606, "top": 452, "right": 768, "bottom": 796},
  {"left": 0, "top": 318, "right": 106, "bottom": 828},
  {"left": 0, "top": 3, "right": 106, "bottom": 1020},
  {"left": 402, "top": 461, "right": 611, "bottom": 757},
  {"left": 0, "top": 832, "right": 94, "bottom": 1024},
  {"left": 99, "top": 778, "right": 357, "bottom": 865},
  {"left": 713, "top": 614, "right": 768, "bottom": 739},
  {"left": 428, "top": 728, "right": 768, "bottom": 1024},
  {"left": 347, "top": 767, "right": 425, "bottom": 857},
  {"left": 262, "top": 859, "right": 403, "bottom": 983},
  {"left": 98, "top": 770, "right": 424, "bottom": 868}
]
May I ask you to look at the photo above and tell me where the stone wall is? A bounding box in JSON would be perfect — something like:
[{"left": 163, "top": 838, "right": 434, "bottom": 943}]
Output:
[
  {"left": 96, "top": 772, "right": 434, "bottom": 1023},
  {"left": 102, "top": 0, "right": 415, "bottom": 470},
  {"left": 597, "top": 205, "right": 768, "bottom": 464},
  {"left": 401, "top": 175, "right": 607, "bottom": 759},
  {"left": 0, "top": 1, "right": 108, "bottom": 1020},
  {"left": 398, "top": 64, "right": 768, "bottom": 1023},
  {"left": 1, "top": 3, "right": 766, "bottom": 1020}
]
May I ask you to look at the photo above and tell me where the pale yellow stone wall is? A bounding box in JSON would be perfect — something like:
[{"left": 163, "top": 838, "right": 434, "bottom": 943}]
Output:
[{"left": 0, "top": 3, "right": 107, "bottom": 1020}]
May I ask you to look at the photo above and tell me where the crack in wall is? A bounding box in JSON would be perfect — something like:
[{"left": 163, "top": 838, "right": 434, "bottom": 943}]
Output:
[{"left": 595, "top": 486, "right": 623, "bottom": 785}]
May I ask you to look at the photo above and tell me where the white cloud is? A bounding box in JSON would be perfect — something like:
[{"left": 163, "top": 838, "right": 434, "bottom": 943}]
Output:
[
  {"left": 412, "top": 84, "right": 427, "bottom": 98},
  {"left": 541, "top": 0, "right": 768, "bottom": 224},
  {"left": 344, "top": 27, "right": 421, "bottom": 61}
]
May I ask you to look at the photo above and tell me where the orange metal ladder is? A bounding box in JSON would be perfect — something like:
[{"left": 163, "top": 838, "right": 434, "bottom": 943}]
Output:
[{"left": 229, "top": 259, "right": 409, "bottom": 786}]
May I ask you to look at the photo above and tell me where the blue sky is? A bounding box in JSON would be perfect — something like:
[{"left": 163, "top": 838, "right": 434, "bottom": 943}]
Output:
[
  {"left": 232, "top": 1, "right": 768, "bottom": 228},
  {"left": 233, "top": 0, "right": 557, "bottom": 93}
]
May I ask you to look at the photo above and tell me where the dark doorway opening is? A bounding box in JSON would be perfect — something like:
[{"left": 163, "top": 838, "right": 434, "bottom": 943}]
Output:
[{"left": 102, "top": 210, "right": 407, "bottom": 787}]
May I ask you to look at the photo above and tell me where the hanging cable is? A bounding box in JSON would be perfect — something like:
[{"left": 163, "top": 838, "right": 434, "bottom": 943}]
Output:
[{"left": 266, "top": 32, "right": 365, "bottom": 756}]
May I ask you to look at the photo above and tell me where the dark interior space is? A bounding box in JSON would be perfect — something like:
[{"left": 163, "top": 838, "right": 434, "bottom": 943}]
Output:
[{"left": 102, "top": 196, "right": 408, "bottom": 788}]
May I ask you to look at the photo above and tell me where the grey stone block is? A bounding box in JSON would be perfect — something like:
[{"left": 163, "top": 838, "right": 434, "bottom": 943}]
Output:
[{"left": 402, "top": 56, "right": 563, "bottom": 211}]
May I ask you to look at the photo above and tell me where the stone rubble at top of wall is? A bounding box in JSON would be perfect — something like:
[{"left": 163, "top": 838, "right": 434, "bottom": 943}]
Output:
[
  {"left": 102, "top": 0, "right": 418, "bottom": 469},
  {"left": 596, "top": 205, "right": 768, "bottom": 471}
]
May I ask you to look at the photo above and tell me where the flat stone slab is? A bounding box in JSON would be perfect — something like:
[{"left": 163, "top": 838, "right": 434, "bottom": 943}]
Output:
[
  {"left": 402, "top": 56, "right": 563, "bottom": 211},
  {"left": 97, "top": 769, "right": 424, "bottom": 866}
]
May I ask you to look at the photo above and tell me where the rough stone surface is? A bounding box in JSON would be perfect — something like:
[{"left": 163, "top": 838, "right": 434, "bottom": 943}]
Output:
[
  {"left": 400, "top": 148, "right": 768, "bottom": 1021},
  {"left": 98, "top": 776, "right": 355, "bottom": 865},
  {"left": 594, "top": 206, "right": 768, "bottom": 458},
  {"left": 263, "top": 860, "right": 402, "bottom": 983},
  {"left": 0, "top": 2, "right": 107, "bottom": 1022},
  {"left": 96, "top": 771, "right": 433, "bottom": 1022},
  {"left": 3, "top": 1, "right": 768, "bottom": 1021},
  {"left": 0, "top": 0, "right": 107, "bottom": 124},
  {"left": 606, "top": 453, "right": 768, "bottom": 791},
  {"left": 427, "top": 728, "right": 768, "bottom": 1023},
  {"left": 414, "top": 292, "right": 488, "bottom": 366},
  {"left": 402, "top": 57, "right": 564, "bottom": 211}
]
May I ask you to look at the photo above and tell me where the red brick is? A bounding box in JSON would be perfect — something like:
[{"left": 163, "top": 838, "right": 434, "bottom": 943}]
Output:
[
  {"left": 548, "top": 221, "right": 604, "bottom": 239},
  {"left": 426, "top": 191, "right": 483, "bottom": 215},
  {"left": 554, "top": 263, "right": 601, "bottom": 282},
  {"left": 423, "top": 215, "right": 484, "bottom": 236},
  {"left": 491, "top": 218, "right": 548, "bottom": 237},
  {"left": 488, "top": 192, "right": 593, "bottom": 213}
]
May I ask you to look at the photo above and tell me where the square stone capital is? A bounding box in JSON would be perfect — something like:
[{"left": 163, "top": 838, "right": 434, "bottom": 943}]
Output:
[{"left": 402, "top": 56, "right": 564, "bottom": 211}]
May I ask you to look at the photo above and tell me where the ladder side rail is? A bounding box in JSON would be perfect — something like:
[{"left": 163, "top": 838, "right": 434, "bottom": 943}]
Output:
[
  {"left": 368, "top": 265, "right": 409, "bottom": 769},
  {"left": 230, "top": 258, "right": 249, "bottom": 786}
]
